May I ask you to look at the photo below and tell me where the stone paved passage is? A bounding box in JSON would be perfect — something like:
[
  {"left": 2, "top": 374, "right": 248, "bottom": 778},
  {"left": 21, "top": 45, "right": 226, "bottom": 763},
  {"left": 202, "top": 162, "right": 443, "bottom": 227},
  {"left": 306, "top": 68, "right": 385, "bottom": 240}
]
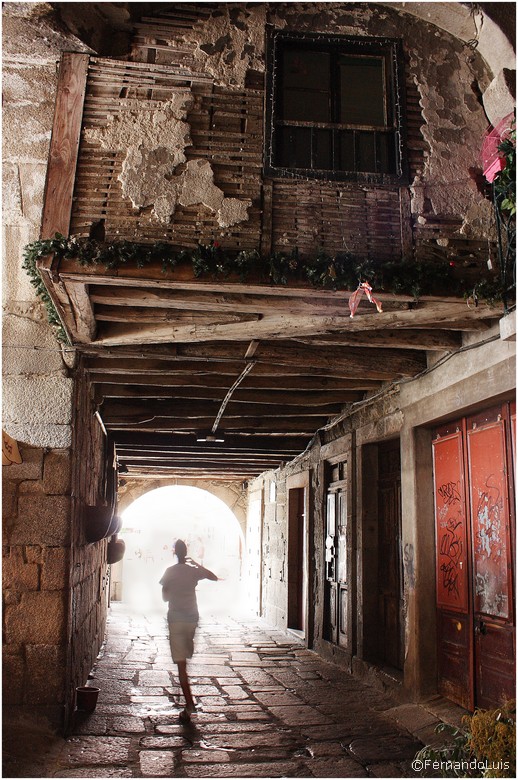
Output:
[{"left": 3, "top": 602, "right": 466, "bottom": 778}]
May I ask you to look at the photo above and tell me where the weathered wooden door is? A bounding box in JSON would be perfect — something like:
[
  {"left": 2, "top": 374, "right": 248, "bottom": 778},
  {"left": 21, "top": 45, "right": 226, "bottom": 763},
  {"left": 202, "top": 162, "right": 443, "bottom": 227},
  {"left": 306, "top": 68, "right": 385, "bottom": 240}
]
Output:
[
  {"left": 433, "top": 424, "right": 472, "bottom": 708},
  {"left": 467, "top": 408, "right": 515, "bottom": 709},
  {"left": 378, "top": 441, "right": 404, "bottom": 670},
  {"left": 324, "top": 460, "right": 349, "bottom": 649},
  {"left": 324, "top": 490, "right": 338, "bottom": 644},
  {"left": 433, "top": 402, "right": 515, "bottom": 710}
]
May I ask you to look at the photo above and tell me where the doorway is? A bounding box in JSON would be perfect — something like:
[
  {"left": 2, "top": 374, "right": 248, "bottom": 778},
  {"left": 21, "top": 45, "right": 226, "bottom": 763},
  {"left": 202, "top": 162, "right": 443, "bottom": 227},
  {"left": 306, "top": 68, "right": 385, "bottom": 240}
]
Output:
[
  {"left": 287, "top": 486, "right": 307, "bottom": 633},
  {"left": 432, "top": 402, "right": 515, "bottom": 709},
  {"left": 377, "top": 440, "right": 404, "bottom": 670},
  {"left": 114, "top": 485, "right": 245, "bottom": 617},
  {"left": 324, "top": 458, "right": 352, "bottom": 651}
]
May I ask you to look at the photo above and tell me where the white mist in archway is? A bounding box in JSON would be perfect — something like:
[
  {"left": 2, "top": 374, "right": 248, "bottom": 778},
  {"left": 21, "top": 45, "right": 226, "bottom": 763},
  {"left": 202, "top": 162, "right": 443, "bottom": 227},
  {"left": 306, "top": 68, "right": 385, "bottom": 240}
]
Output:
[{"left": 119, "top": 485, "right": 248, "bottom": 618}]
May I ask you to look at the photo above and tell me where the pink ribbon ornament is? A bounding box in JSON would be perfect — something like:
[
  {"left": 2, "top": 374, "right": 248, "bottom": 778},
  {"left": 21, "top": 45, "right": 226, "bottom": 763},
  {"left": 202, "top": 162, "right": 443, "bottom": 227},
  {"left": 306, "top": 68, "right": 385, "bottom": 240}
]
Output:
[{"left": 348, "top": 282, "right": 383, "bottom": 318}]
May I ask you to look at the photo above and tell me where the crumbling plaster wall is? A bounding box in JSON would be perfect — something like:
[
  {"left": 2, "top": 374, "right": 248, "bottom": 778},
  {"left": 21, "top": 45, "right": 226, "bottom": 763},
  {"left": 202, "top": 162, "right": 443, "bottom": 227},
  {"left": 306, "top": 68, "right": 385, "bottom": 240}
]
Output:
[
  {"left": 112, "top": 2, "right": 508, "bottom": 253},
  {"left": 84, "top": 90, "right": 252, "bottom": 227}
]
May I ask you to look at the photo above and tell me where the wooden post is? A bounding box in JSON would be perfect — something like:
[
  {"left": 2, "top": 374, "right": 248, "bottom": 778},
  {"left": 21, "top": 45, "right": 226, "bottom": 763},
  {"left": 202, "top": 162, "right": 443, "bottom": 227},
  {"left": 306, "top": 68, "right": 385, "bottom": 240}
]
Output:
[{"left": 40, "top": 52, "right": 89, "bottom": 240}]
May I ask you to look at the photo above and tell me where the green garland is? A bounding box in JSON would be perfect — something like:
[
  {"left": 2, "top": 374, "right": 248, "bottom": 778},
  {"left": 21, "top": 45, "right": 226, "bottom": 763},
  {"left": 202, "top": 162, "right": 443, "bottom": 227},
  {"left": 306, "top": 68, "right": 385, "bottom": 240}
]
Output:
[{"left": 23, "top": 235, "right": 504, "bottom": 343}]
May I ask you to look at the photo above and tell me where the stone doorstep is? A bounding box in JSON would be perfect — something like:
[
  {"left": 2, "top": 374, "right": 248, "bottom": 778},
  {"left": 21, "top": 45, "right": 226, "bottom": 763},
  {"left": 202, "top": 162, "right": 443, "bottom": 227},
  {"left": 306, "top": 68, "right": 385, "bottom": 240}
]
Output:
[
  {"left": 382, "top": 702, "right": 441, "bottom": 735},
  {"left": 420, "top": 695, "right": 469, "bottom": 730}
]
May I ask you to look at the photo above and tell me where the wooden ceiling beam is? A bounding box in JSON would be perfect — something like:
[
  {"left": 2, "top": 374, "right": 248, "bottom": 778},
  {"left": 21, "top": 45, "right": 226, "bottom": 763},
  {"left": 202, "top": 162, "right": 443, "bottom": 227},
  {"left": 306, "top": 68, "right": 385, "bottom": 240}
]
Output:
[
  {"left": 294, "top": 328, "right": 462, "bottom": 351},
  {"left": 120, "top": 455, "right": 283, "bottom": 466},
  {"left": 102, "top": 399, "right": 339, "bottom": 420},
  {"left": 122, "top": 468, "right": 267, "bottom": 479},
  {"left": 106, "top": 417, "right": 324, "bottom": 432},
  {"left": 179, "top": 342, "right": 427, "bottom": 378},
  {"left": 94, "top": 383, "right": 363, "bottom": 405},
  {"left": 85, "top": 356, "right": 384, "bottom": 381},
  {"left": 116, "top": 450, "right": 298, "bottom": 462},
  {"left": 93, "top": 304, "right": 261, "bottom": 326},
  {"left": 58, "top": 266, "right": 495, "bottom": 309},
  {"left": 91, "top": 302, "right": 498, "bottom": 347},
  {"left": 88, "top": 372, "right": 381, "bottom": 391},
  {"left": 88, "top": 284, "right": 402, "bottom": 317},
  {"left": 113, "top": 431, "right": 311, "bottom": 450}
]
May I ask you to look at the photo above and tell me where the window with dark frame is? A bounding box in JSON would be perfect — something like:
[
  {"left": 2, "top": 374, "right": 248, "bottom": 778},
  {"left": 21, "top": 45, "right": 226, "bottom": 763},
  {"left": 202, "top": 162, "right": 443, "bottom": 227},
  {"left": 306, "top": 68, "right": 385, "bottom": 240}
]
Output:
[{"left": 265, "top": 32, "right": 406, "bottom": 183}]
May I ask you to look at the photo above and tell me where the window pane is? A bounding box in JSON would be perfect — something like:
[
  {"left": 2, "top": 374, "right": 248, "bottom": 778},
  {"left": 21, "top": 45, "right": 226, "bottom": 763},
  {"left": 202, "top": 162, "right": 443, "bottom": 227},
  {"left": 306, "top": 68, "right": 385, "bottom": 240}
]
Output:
[
  {"left": 282, "top": 49, "right": 331, "bottom": 90},
  {"left": 377, "top": 132, "right": 396, "bottom": 173},
  {"left": 283, "top": 88, "right": 330, "bottom": 123},
  {"left": 357, "top": 131, "right": 376, "bottom": 172},
  {"left": 314, "top": 129, "right": 333, "bottom": 169},
  {"left": 339, "top": 56, "right": 385, "bottom": 126},
  {"left": 338, "top": 130, "right": 355, "bottom": 171},
  {"left": 281, "top": 49, "right": 331, "bottom": 122},
  {"left": 276, "top": 126, "right": 312, "bottom": 168}
]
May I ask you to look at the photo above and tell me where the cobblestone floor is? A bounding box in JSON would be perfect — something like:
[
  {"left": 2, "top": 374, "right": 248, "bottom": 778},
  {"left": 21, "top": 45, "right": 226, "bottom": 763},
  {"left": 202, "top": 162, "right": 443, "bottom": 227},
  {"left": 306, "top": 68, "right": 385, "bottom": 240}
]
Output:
[{"left": 3, "top": 602, "right": 466, "bottom": 778}]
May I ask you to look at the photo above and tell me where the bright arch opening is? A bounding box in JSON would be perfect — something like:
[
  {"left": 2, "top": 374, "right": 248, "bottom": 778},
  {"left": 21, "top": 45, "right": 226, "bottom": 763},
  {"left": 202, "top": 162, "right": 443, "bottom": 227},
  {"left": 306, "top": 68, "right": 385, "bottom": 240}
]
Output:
[{"left": 118, "top": 485, "right": 247, "bottom": 618}]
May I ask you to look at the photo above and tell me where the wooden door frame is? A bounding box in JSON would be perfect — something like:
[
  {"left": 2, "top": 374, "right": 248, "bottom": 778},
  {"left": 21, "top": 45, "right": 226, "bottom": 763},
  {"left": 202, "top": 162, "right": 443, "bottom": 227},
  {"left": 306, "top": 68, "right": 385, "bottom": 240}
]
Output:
[
  {"left": 286, "top": 471, "right": 311, "bottom": 639},
  {"left": 320, "top": 434, "right": 355, "bottom": 658}
]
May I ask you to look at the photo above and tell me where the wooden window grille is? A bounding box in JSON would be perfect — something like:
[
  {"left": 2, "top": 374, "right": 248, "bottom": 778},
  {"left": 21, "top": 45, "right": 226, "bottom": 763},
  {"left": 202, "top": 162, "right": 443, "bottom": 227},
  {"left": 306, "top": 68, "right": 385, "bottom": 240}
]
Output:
[{"left": 265, "top": 31, "right": 407, "bottom": 184}]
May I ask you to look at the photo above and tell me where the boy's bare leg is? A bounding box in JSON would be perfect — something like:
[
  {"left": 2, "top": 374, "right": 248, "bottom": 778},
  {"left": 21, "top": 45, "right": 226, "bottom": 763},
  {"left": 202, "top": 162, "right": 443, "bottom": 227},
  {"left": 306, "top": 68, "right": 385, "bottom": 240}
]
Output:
[{"left": 177, "top": 660, "right": 195, "bottom": 716}]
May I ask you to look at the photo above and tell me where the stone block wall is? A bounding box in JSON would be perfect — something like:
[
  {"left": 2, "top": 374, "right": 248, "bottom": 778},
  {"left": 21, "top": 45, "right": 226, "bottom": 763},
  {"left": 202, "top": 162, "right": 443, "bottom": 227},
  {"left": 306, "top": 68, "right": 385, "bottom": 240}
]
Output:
[
  {"left": 69, "top": 541, "right": 109, "bottom": 706},
  {"left": 2, "top": 446, "right": 71, "bottom": 724}
]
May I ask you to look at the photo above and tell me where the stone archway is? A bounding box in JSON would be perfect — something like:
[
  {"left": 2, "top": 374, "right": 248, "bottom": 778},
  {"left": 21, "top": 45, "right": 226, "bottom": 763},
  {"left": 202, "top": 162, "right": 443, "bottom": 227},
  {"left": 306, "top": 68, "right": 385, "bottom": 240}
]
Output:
[
  {"left": 111, "top": 481, "right": 248, "bottom": 615},
  {"left": 117, "top": 477, "right": 247, "bottom": 537}
]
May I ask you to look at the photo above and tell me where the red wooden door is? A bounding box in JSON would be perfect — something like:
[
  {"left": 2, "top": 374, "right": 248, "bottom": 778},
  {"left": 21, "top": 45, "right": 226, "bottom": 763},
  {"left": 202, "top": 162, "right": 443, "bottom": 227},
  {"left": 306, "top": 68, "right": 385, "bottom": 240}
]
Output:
[
  {"left": 467, "top": 410, "right": 515, "bottom": 708},
  {"left": 433, "top": 403, "right": 515, "bottom": 710},
  {"left": 433, "top": 426, "right": 473, "bottom": 709}
]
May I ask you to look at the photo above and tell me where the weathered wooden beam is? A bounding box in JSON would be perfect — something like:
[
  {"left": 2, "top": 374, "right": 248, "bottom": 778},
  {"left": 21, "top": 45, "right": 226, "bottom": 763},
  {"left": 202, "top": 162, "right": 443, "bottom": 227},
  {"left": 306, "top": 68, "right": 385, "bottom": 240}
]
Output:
[
  {"left": 84, "top": 356, "right": 384, "bottom": 382},
  {"left": 91, "top": 302, "right": 499, "bottom": 347},
  {"left": 94, "top": 383, "right": 363, "bottom": 405},
  {"left": 59, "top": 265, "right": 492, "bottom": 310},
  {"left": 294, "top": 328, "right": 462, "bottom": 351},
  {"left": 106, "top": 416, "right": 325, "bottom": 433},
  {"left": 88, "top": 284, "right": 401, "bottom": 317},
  {"left": 64, "top": 281, "right": 97, "bottom": 342},
  {"left": 113, "top": 431, "right": 310, "bottom": 451},
  {"left": 117, "top": 460, "right": 291, "bottom": 474},
  {"left": 180, "top": 342, "right": 427, "bottom": 378},
  {"left": 88, "top": 371, "right": 380, "bottom": 391},
  {"left": 123, "top": 467, "right": 267, "bottom": 479},
  {"left": 40, "top": 53, "right": 90, "bottom": 240},
  {"left": 93, "top": 304, "right": 261, "bottom": 326},
  {"left": 102, "top": 398, "right": 340, "bottom": 420},
  {"left": 116, "top": 448, "right": 300, "bottom": 461},
  {"left": 120, "top": 455, "right": 282, "bottom": 467}
]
